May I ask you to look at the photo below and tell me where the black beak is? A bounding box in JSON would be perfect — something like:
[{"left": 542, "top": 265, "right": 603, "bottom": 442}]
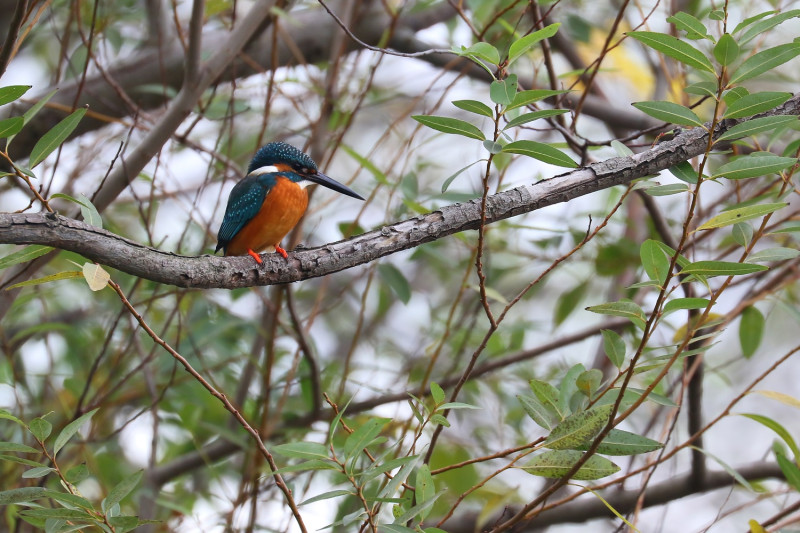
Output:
[{"left": 306, "top": 171, "right": 365, "bottom": 200}]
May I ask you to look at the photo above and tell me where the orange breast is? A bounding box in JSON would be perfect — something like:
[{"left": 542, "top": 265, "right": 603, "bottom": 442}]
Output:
[{"left": 225, "top": 177, "right": 309, "bottom": 256}]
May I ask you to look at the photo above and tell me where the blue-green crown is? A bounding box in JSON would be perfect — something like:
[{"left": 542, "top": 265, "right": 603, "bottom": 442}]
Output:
[{"left": 248, "top": 141, "right": 317, "bottom": 174}]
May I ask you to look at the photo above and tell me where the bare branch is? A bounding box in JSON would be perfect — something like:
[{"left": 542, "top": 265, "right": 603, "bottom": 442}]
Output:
[{"left": 3, "top": 94, "right": 798, "bottom": 288}]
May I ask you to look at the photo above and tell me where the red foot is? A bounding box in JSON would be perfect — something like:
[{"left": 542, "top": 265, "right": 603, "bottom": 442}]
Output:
[
  {"left": 275, "top": 245, "right": 289, "bottom": 259},
  {"left": 247, "top": 249, "right": 263, "bottom": 264}
]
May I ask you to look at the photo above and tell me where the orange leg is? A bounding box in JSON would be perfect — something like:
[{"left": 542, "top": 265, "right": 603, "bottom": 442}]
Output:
[
  {"left": 247, "top": 249, "right": 263, "bottom": 264},
  {"left": 275, "top": 245, "right": 289, "bottom": 259}
]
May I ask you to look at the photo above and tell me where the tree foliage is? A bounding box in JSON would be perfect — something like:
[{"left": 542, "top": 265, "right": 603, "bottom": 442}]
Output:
[{"left": 1, "top": 0, "right": 800, "bottom": 531}]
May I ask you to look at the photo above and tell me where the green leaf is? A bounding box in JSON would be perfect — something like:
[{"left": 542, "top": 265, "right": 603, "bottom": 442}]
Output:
[
  {"left": 644, "top": 183, "right": 690, "bottom": 196},
  {"left": 684, "top": 81, "right": 718, "bottom": 97},
  {"left": 601, "top": 330, "right": 625, "bottom": 369},
  {"left": 0, "top": 245, "right": 54, "bottom": 270},
  {"left": 378, "top": 263, "right": 411, "bottom": 304},
  {"left": 412, "top": 115, "right": 484, "bottom": 141},
  {"left": 729, "top": 43, "right": 800, "bottom": 85},
  {"left": 506, "top": 89, "right": 568, "bottom": 111},
  {"left": 43, "top": 489, "right": 93, "bottom": 510},
  {"left": 19, "top": 508, "right": 90, "bottom": 520},
  {"left": 521, "top": 449, "right": 620, "bottom": 480},
  {"left": 776, "top": 451, "right": 800, "bottom": 492},
  {"left": 300, "top": 489, "right": 354, "bottom": 506},
  {"left": 640, "top": 239, "right": 670, "bottom": 285},
  {"left": 662, "top": 297, "right": 710, "bottom": 316},
  {"left": 732, "top": 222, "right": 753, "bottom": 247},
  {"left": 507, "top": 23, "right": 561, "bottom": 65},
  {"left": 430, "top": 382, "right": 445, "bottom": 405},
  {"left": 463, "top": 42, "right": 500, "bottom": 65},
  {"left": 502, "top": 140, "right": 577, "bottom": 168},
  {"left": 627, "top": 31, "right": 715, "bottom": 73},
  {"left": 712, "top": 155, "right": 796, "bottom": 180},
  {"left": 739, "top": 306, "right": 764, "bottom": 359},
  {"left": 0, "top": 85, "right": 32, "bottom": 106},
  {"left": 437, "top": 402, "right": 480, "bottom": 410},
  {"left": 576, "top": 429, "right": 663, "bottom": 455},
  {"left": 430, "top": 413, "right": 450, "bottom": 427},
  {"left": 717, "top": 116, "right": 799, "bottom": 142},
  {"left": 503, "top": 109, "right": 569, "bottom": 130},
  {"left": 610, "top": 140, "right": 634, "bottom": 157},
  {"left": 5, "top": 270, "right": 83, "bottom": 290},
  {"left": 272, "top": 441, "right": 329, "bottom": 460},
  {"left": 0, "top": 486, "right": 46, "bottom": 505},
  {"left": 343, "top": 418, "right": 390, "bottom": 459},
  {"left": 50, "top": 193, "right": 103, "bottom": 229},
  {"left": 732, "top": 11, "right": 774, "bottom": 36},
  {"left": 697, "top": 202, "right": 787, "bottom": 230},
  {"left": 518, "top": 394, "right": 555, "bottom": 430},
  {"left": 690, "top": 445, "right": 756, "bottom": 491},
  {"left": 530, "top": 379, "right": 566, "bottom": 420},
  {"left": 489, "top": 74, "right": 518, "bottom": 106},
  {"left": 586, "top": 301, "right": 647, "bottom": 329},
  {"left": 0, "top": 442, "right": 39, "bottom": 453},
  {"left": 0, "top": 116, "right": 23, "bottom": 138},
  {"left": 8, "top": 89, "right": 56, "bottom": 147},
  {"left": 22, "top": 466, "right": 55, "bottom": 479},
  {"left": 483, "top": 139, "right": 502, "bottom": 154},
  {"left": 738, "top": 10, "right": 800, "bottom": 45},
  {"left": 713, "top": 33, "right": 739, "bottom": 66},
  {"left": 414, "top": 465, "right": 435, "bottom": 520},
  {"left": 391, "top": 489, "right": 445, "bottom": 525},
  {"left": 544, "top": 404, "right": 613, "bottom": 450},
  {"left": 101, "top": 470, "right": 143, "bottom": 513},
  {"left": 559, "top": 364, "right": 585, "bottom": 417},
  {"left": 380, "top": 526, "right": 416, "bottom": 533},
  {"left": 631, "top": 101, "right": 704, "bottom": 127},
  {"left": 667, "top": 12, "right": 709, "bottom": 39},
  {"left": 554, "top": 281, "right": 587, "bottom": 326},
  {"left": 440, "top": 159, "right": 483, "bottom": 193},
  {"left": 740, "top": 413, "right": 800, "bottom": 459},
  {"left": 65, "top": 463, "right": 89, "bottom": 484},
  {"left": 723, "top": 92, "right": 792, "bottom": 119},
  {"left": 29, "top": 107, "right": 87, "bottom": 168},
  {"left": 341, "top": 144, "right": 389, "bottom": 185},
  {"left": 669, "top": 161, "right": 699, "bottom": 183},
  {"left": 746, "top": 247, "right": 800, "bottom": 263},
  {"left": 452, "top": 99, "right": 494, "bottom": 118},
  {"left": 575, "top": 369, "right": 602, "bottom": 398},
  {"left": 29, "top": 417, "right": 52, "bottom": 442},
  {"left": 681, "top": 260, "right": 767, "bottom": 277}
]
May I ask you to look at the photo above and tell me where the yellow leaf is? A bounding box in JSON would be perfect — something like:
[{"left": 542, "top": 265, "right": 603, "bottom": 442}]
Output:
[
  {"left": 749, "top": 519, "right": 767, "bottom": 533},
  {"left": 752, "top": 390, "right": 800, "bottom": 410},
  {"left": 82, "top": 263, "right": 110, "bottom": 291}
]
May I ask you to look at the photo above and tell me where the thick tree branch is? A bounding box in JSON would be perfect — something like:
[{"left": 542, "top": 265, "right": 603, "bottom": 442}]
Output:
[{"left": 2, "top": 94, "right": 799, "bottom": 288}]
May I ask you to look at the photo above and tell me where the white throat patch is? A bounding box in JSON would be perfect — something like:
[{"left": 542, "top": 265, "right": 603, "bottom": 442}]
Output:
[{"left": 247, "top": 165, "right": 280, "bottom": 177}]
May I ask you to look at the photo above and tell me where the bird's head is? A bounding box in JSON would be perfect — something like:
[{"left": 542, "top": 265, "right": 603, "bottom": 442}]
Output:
[{"left": 247, "top": 141, "right": 364, "bottom": 200}]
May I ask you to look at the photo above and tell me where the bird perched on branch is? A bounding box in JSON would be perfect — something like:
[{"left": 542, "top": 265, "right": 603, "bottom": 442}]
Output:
[{"left": 215, "top": 142, "right": 364, "bottom": 264}]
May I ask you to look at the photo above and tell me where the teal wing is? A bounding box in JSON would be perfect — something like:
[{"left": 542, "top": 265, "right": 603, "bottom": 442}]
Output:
[{"left": 215, "top": 176, "right": 268, "bottom": 253}]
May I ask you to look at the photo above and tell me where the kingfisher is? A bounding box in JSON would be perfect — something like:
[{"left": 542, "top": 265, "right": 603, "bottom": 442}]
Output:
[{"left": 215, "top": 142, "right": 364, "bottom": 263}]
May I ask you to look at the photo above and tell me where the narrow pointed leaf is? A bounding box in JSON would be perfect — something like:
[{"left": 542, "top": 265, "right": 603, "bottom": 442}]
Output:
[
  {"left": 712, "top": 155, "right": 796, "bottom": 180},
  {"left": 300, "top": 489, "right": 354, "bottom": 506},
  {"left": 544, "top": 404, "right": 613, "bottom": 450},
  {"left": 378, "top": 263, "right": 411, "bottom": 304},
  {"left": 586, "top": 301, "right": 647, "bottom": 329},
  {"left": 22, "top": 466, "right": 54, "bottom": 478},
  {"left": 576, "top": 429, "right": 663, "bottom": 455},
  {"left": 627, "top": 31, "right": 715, "bottom": 73},
  {"left": 746, "top": 247, "right": 800, "bottom": 263},
  {"left": 508, "top": 23, "right": 561, "bottom": 64},
  {"left": 102, "top": 470, "right": 143, "bottom": 512},
  {"left": 272, "top": 441, "right": 330, "bottom": 460},
  {"left": 0, "top": 245, "right": 54, "bottom": 270},
  {"left": 414, "top": 464, "right": 435, "bottom": 520},
  {"left": 632, "top": 101, "right": 704, "bottom": 127},
  {"left": 663, "top": 297, "right": 711, "bottom": 316},
  {"left": 776, "top": 451, "right": 800, "bottom": 491},
  {"left": 717, "top": 116, "right": 799, "bottom": 141},
  {"left": 697, "top": 202, "right": 787, "bottom": 230},
  {"left": 669, "top": 161, "right": 699, "bottom": 183},
  {"left": 412, "top": 115, "right": 484, "bottom": 140},
  {"left": 464, "top": 42, "right": 500, "bottom": 65},
  {"left": 518, "top": 394, "right": 554, "bottom": 430},
  {"left": 506, "top": 89, "right": 568, "bottom": 111},
  {"left": 504, "top": 109, "right": 569, "bottom": 130},
  {"left": 723, "top": 92, "right": 792, "bottom": 119},
  {"left": 741, "top": 413, "right": 800, "bottom": 459},
  {"left": 5, "top": 270, "right": 83, "bottom": 290},
  {"left": 640, "top": 239, "right": 670, "bottom": 284},
  {"left": 344, "top": 418, "right": 389, "bottom": 459},
  {"left": 502, "top": 140, "right": 577, "bottom": 167},
  {"left": 681, "top": 261, "right": 767, "bottom": 277},
  {"left": 54, "top": 408, "right": 98, "bottom": 457},
  {"left": 530, "top": 379, "right": 566, "bottom": 420},
  {"left": 729, "top": 43, "right": 800, "bottom": 85},
  {"left": 0, "top": 442, "right": 39, "bottom": 453},
  {"left": 0, "top": 487, "right": 47, "bottom": 505},
  {"left": 667, "top": 12, "right": 710, "bottom": 40},
  {"left": 452, "top": 99, "right": 493, "bottom": 118},
  {"left": 0, "top": 85, "right": 32, "bottom": 106},
  {"left": 521, "top": 450, "right": 620, "bottom": 480},
  {"left": 738, "top": 10, "right": 800, "bottom": 45},
  {"left": 29, "top": 107, "right": 87, "bottom": 168}
]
